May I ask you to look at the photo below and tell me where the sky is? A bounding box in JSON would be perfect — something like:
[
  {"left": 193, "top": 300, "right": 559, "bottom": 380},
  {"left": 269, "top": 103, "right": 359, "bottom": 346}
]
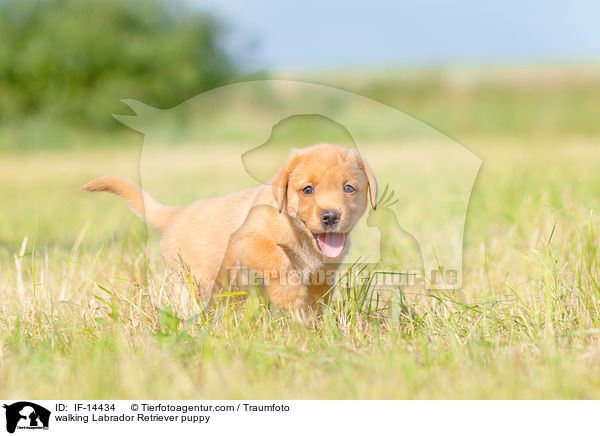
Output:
[{"left": 190, "top": 0, "right": 600, "bottom": 71}]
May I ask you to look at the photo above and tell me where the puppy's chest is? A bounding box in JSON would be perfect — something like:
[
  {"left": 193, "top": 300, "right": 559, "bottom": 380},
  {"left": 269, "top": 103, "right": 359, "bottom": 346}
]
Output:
[{"left": 291, "top": 239, "right": 338, "bottom": 284}]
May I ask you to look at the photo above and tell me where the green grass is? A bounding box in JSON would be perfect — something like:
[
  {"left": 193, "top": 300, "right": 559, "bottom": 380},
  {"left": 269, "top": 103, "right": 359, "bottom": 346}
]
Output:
[{"left": 1, "top": 133, "right": 599, "bottom": 399}]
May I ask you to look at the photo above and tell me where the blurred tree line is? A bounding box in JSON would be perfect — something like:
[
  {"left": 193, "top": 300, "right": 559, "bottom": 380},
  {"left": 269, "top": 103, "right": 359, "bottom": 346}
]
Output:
[{"left": 0, "top": 0, "right": 241, "bottom": 130}]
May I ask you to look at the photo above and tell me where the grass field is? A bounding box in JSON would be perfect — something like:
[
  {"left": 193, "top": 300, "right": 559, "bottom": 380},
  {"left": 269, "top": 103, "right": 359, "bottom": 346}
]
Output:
[{"left": 1, "top": 71, "right": 600, "bottom": 399}]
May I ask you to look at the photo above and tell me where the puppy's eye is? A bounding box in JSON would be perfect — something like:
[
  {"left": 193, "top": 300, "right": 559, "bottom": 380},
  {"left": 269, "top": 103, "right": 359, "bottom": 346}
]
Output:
[
  {"left": 302, "top": 186, "right": 314, "bottom": 195},
  {"left": 343, "top": 184, "right": 355, "bottom": 193}
]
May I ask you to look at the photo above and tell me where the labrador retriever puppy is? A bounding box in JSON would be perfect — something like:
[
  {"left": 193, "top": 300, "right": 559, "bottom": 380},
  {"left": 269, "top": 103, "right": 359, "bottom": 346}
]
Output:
[{"left": 82, "top": 144, "right": 376, "bottom": 312}]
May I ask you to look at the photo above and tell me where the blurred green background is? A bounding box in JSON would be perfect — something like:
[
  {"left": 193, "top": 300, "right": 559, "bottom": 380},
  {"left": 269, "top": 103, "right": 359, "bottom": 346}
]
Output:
[
  {"left": 0, "top": 0, "right": 243, "bottom": 149},
  {"left": 1, "top": 0, "right": 599, "bottom": 152}
]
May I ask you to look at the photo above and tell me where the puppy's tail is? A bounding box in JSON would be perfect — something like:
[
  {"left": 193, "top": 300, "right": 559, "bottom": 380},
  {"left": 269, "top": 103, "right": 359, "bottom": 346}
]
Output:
[{"left": 81, "top": 176, "right": 179, "bottom": 232}]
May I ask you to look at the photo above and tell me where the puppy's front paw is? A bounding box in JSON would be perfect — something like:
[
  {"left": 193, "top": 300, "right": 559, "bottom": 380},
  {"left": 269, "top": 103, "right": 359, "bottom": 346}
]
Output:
[
  {"left": 292, "top": 305, "right": 317, "bottom": 327},
  {"left": 265, "top": 269, "right": 312, "bottom": 310}
]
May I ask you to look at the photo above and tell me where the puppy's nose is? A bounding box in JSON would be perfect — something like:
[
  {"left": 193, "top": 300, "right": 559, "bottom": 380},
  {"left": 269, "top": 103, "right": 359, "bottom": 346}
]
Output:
[{"left": 320, "top": 210, "right": 340, "bottom": 226}]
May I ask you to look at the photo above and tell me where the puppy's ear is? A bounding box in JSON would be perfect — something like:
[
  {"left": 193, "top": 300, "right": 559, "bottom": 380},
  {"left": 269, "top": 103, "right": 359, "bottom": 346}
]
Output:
[
  {"left": 357, "top": 153, "right": 378, "bottom": 210},
  {"left": 271, "top": 150, "right": 300, "bottom": 213}
]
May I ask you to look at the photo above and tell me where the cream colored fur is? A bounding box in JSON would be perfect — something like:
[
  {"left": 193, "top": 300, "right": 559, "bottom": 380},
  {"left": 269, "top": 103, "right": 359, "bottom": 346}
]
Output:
[{"left": 82, "top": 144, "right": 376, "bottom": 312}]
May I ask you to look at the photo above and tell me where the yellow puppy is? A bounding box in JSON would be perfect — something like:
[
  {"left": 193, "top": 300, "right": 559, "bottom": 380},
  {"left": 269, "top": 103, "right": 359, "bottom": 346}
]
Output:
[{"left": 82, "top": 144, "right": 376, "bottom": 311}]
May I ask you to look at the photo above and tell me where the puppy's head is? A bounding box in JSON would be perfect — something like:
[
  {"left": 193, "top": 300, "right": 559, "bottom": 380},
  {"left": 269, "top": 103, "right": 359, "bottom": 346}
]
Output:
[{"left": 272, "top": 144, "right": 377, "bottom": 258}]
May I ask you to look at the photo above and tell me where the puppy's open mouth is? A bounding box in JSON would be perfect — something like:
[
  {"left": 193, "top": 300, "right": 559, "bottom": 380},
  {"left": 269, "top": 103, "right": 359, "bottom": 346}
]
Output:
[{"left": 311, "top": 232, "right": 346, "bottom": 258}]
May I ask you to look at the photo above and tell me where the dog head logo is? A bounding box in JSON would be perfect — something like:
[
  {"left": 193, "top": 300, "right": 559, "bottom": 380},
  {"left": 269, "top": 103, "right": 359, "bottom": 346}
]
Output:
[
  {"left": 114, "top": 80, "right": 481, "bottom": 290},
  {"left": 3, "top": 402, "right": 50, "bottom": 433}
]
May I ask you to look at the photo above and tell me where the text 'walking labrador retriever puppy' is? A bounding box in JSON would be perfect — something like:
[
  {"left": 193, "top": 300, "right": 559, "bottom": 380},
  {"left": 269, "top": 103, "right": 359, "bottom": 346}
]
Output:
[{"left": 82, "top": 144, "right": 377, "bottom": 312}]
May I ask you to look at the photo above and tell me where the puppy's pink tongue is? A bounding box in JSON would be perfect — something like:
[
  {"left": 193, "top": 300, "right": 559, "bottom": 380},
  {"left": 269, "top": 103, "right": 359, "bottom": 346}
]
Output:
[{"left": 317, "top": 233, "right": 345, "bottom": 258}]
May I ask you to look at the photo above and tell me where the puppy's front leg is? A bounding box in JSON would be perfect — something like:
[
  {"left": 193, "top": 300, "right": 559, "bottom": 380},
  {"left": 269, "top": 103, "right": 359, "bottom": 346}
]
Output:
[{"left": 227, "top": 234, "right": 310, "bottom": 311}]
